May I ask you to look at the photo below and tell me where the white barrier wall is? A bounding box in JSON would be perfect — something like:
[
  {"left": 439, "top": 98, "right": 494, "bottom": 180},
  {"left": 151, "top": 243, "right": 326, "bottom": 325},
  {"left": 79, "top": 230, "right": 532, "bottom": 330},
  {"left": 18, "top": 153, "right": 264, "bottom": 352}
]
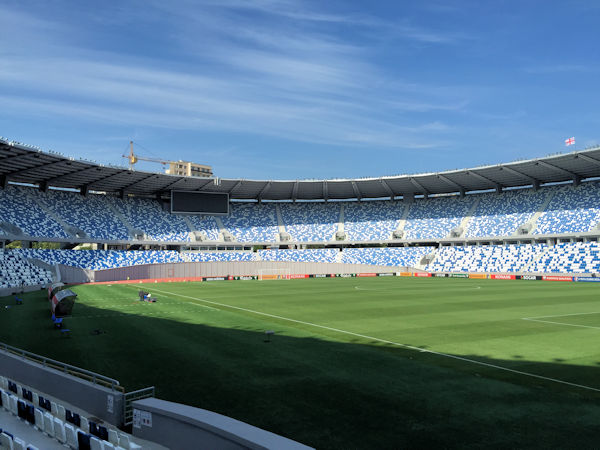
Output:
[{"left": 60, "top": 261, "right": 406, "bottom": 283}]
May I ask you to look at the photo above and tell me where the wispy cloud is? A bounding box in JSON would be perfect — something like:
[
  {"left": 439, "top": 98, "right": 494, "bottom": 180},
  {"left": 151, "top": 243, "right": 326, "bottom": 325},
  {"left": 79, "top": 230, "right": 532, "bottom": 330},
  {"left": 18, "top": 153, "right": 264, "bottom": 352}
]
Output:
[{"left": 0, "top": 1, "right": 466, "bottom": 154}]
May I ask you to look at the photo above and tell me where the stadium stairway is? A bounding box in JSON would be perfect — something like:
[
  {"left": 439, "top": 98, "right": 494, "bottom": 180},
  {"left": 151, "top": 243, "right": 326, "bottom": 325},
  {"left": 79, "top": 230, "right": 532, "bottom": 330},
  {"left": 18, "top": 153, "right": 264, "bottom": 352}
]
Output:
[
  {"left": 450, "top": 197, "right": 480, "bottom": 238},
  {"left": 392, "top": 203, "right": 411, "bottom": 239},
  {"left": 28, "top": 195, "right": 77, "bottom": 239},
  {"left": 513, "top": 188, "right": 556, "bottom": 236},
  {"left": 104, "top": 202, "right": 141, "bottom": 241}
]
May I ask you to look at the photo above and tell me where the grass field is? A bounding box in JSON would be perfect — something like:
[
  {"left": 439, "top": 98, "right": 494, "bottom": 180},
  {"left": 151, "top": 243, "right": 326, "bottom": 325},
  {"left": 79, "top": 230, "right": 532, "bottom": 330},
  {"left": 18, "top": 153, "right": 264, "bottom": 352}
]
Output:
[{"left": 3, "top": 276, "right": 600, "bottom": 448}]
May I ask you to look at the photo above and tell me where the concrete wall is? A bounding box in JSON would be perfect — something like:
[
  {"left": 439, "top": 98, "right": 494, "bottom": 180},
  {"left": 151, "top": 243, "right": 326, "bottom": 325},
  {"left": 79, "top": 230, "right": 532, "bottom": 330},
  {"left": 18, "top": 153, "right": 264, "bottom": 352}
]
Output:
[
  {"left": 0, "top": 348, "right": 125, "bottom": 426},
  {"left": 132, "top": 397, "right": 313, "bottom": 450},
  {"left": 59, "top": 261, "right": 405, "bottom": 284}
]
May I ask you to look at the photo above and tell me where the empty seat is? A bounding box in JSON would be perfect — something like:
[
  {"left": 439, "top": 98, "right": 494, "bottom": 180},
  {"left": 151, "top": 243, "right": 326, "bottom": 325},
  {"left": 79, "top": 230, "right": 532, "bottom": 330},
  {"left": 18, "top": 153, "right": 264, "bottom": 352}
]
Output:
[
  {"left": 53, "top": 417, "right": 66, "bottom": 444},
  {"left": 64, "top": 423, "right": 78, "bottom": 449},
  {"left": 43, "top": 411, "right": 55, "bottom": 437}
]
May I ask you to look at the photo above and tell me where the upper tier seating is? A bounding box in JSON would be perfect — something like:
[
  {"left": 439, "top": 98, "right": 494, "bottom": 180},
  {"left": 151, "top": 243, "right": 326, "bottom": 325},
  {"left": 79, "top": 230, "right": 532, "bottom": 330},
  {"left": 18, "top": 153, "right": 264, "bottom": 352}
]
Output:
[
  {"left": 221, "top": 203, "right": 278, "bottom": 242},
  {"left": 403, "top": 196, "right": 473, "bottom": 240},
  {"left": 340, "top": 246, "right": 433, "bottom": 267},
  {"left": 465, "top": 189, "right": 547, "bottom": 238},
  {"left": 15, "top": 249, "right": 185, "bottom": 270},
  {"left": 426, "top": 244, "right": 548, "bottom": 273},
  {"left": 0, "top": 186, "right": 68, "bottom": 238},
  {"left": 32, "top": 189, "right": 130, "bottom": 240},
  {"left": 185, "top": 215, "right": 221, "bottom": 241},
  {"left": 108, "top": 196, "right": 191, "bottom": 241},
  {"left": 0, "top": 251, "right": 53, "bottom": 288},
  {"left": 527, "top": 241, "right": 600, "bottom": 273},
  {"left": 259, "top": 248, "right": 339, "bottom": 263},
  {"left": 534, "top": 183, "right": 600, "bottom": 234},
  {"left": 184, "top": 251, "right": 256, "bottom": 262},
  {"left": 3, "top": 181, "right": 600, "bottom": 244},
  {"left": 343, "top": 201, "right": 402, "bottom": 241},
  {"left": 280, "top": 202, "right": 339, "bottom": 242}
]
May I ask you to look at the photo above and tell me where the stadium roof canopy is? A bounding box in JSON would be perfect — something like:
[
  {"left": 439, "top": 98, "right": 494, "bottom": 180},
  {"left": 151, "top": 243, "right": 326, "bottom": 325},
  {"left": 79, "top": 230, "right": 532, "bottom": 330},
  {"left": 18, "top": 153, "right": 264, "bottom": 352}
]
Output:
[{"left": 2, "top": 138, "right": 600, "bottom": 201}]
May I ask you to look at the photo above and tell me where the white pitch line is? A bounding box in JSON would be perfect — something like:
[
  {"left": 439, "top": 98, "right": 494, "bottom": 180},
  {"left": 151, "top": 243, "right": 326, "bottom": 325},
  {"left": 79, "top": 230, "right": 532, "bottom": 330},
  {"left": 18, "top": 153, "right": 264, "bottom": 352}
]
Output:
[
  {"left": 523, "top": 311, "right": 600, "bottom": 320},
  {"left": 149, "top": 287, "right": 600, "bottom": 393},
  {"left": 191, "top": 302, "right": 219, "bottom": 311},
  {"left": 522, "top": 318, "right": 600, "bottom": 331}
]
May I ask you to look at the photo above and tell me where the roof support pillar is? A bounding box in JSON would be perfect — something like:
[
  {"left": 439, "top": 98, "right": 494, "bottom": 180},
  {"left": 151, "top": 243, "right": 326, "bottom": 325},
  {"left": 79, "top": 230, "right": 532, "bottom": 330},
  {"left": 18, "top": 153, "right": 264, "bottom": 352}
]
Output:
[
  {"left": 80, "top": 185, "right": 88, "bottom": 196},
  {"left": 39, "top": 181, "right": 48, "bottom": 193},
  {"left": 0, "top": 175, "right": 7, "bottom": 189}
]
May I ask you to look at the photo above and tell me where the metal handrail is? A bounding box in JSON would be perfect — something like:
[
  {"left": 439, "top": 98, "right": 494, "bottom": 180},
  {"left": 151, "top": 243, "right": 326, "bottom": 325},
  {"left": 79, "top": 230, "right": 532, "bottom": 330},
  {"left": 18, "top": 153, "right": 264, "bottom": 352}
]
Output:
[
  {"left": 0, "top": 341, "right": 122, "bottom": 391},
  {"left": 124, "top": 386, "right": 155, "bottom": 425}
]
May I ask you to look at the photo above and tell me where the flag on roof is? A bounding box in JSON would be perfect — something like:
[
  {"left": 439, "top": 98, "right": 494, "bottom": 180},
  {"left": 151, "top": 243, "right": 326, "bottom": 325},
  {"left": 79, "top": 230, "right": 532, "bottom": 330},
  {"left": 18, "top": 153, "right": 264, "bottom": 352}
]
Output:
[{"left": 565, "top": 137, "right": 575, "bottom": 146}]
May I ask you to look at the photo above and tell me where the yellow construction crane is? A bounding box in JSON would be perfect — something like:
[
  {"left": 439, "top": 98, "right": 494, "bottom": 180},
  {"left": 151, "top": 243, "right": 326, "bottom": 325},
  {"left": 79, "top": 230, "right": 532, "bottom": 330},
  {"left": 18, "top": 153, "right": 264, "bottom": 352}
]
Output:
[
  {"left": 122, "top": 141, "right": 172, "bottom": 170},
  {"left": 122, "top": 141, "right": 213, "bottom": 177}
]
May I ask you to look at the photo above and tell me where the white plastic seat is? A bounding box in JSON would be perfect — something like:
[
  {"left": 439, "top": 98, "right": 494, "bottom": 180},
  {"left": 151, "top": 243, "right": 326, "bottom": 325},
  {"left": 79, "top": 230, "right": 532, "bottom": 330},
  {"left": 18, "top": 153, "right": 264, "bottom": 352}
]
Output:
[
  {"left": 64, "top": 423, "right": 78, "bottom": 449},
  {"left": 12, "top": 437, "right": 26, "bottom": 450},
  {"left": 80, "top": 416, "right": 89, "bottom": 433},
  {"left": 1, "top": 391, "right": 9, "bottom": 411},
  {"left": 108, "top": 429, "right": 120, "bottom": 446},
  {"left": 90, "top": 436, "right": 103, "bottom": 450},
  {"left": 34, "top": 408, "right": 44, "bottom": 430},
  {"left": 57, "top": 404, "right": 66, "bottom": 421},
  {"left": 44, "top": 411, "right": 55, "bottom": 437},
  {"left": 54, "top": 417, "right": 66, "bottom": 444},
  {"left": 102, "top": 443, "right": 116, "bottom": 450},
  {"left": 0, "top": 432, "right": 14, "bottom": 450},
  {"left": 9, "top": 395, "right": 18, "bottom": 415}
]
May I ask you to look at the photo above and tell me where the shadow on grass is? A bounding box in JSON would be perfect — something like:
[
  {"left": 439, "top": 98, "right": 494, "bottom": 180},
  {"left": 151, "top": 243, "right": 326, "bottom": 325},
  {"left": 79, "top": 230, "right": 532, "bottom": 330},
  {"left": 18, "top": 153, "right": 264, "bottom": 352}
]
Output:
[{"left": 2, "top": 290, "right": 600, "bottom": 449}]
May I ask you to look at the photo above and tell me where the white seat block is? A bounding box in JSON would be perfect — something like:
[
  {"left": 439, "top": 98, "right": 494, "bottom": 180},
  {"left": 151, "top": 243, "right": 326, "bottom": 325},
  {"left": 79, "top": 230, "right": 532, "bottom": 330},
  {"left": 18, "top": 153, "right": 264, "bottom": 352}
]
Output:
[
  {"left": 51, "top": 401, "right": 58, "bottom": 415},
  {"left": 90, "top": 436, "right": 103, "bottom": 450},
  {"left": 44, "top": 411, "right": 55, "bottom": 437},
  {"left": 118, "top": 433, "right": 130, "bottom": 448},
  {"left": 9, "top": 395, "right": 18, "bottom": 415},
  {"left": 102, "top": 442, "right": 116, "bottom": 450},
  {"left": 54, "top": 417, "right": 66, "bottom": 444},
  {"left": 1, "top": 391, "right": 9, "bottom": 411},
  {"left": 57, "top": 404, "right": 66, "bottom": 421},
  {"left": 128, "top": 442, "right": 142, "bottom": 450},
  {"left": 64, "top": 423, "right": 78, "bottom": 449},
  {"left": 108, "top": 429, "right": 119, "bottom": 445},
  {"left": 32, "top": 392, "right": 39, "bottom": 405},
  {"left": 0, "top": 432, "right": 14, "bottom": 450},
  {"left": 12, "top": 437, "right": 26, "bottom": 450},
  {"left": 34, "top": 408, "right": 44, "bottom": 430},
  {"left": 81, "top": 416, "right": 89, "bottom": 432},
  {"left": 0, "top": 376, "right": 6, "bottom": 390}
]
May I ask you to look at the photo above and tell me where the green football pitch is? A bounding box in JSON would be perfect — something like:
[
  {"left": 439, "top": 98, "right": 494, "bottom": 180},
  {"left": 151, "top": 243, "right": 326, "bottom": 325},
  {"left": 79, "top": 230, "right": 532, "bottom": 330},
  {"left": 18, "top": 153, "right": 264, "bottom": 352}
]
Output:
[{"left": 3, "top": 276, "right": 600, "bottom": 448}]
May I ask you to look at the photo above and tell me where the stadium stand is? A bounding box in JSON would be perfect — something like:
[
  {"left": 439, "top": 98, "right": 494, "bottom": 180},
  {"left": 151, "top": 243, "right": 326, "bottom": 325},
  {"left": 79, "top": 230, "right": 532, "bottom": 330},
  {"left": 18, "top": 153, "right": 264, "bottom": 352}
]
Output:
[
  {"left": 0, "top": 186, "right": 68, "bottom": 238},
  {"left": 108, "top": 195, "right": 191, "bottom": 242},
  {"left": 279, "top": 202, "right": 340, "bottom": 242},
  {"left": 259, "top": 248, "right": 339, "bottom": 263},
  {"left": 343, "top": 201, "right": 402, "bottom": 241},
  {"left": 403, "top": 196, "right": 473, "bottom": 240},
  {"left": 0, "top": 375, "right": 148, "bottom": 450},
  {"left": 184, "top": 251, "right": 256, "bottom": 262},
  {"left": 31, "top": 188, "right": 131, "bottom": 241},
  {"left": 220, "top": 203, "right": 279, "bottom": 242},
  {"left": 0, "top": 251, "right": 53, "bottom": 289},
  {"left": 534, "top": 182, "right": 600, "bottom": 234},
  {"left": 185, "top": 214, "right": 222, "bottom": 241},
  {"left": 340, "top": 247, "right": 433, "bottom": 267},
  {"left": 466, "top": 189, "right": 548, "bottom": 238},
  {"left": 426, "top": 244, "right": 548, "bottom": 273},
  {"left": 527, "top": 241, "right": 600, "bottom": 273},
  {"left": 15, "top": 249, "right": 184, "bottom": 270}
]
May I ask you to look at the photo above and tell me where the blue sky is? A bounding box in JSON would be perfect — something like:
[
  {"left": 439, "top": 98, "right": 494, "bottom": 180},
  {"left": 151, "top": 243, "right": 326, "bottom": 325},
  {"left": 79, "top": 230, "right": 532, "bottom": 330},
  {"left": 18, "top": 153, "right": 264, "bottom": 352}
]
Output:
[{"left": 1, "top": 0, "right": 598, "bottom": 180}]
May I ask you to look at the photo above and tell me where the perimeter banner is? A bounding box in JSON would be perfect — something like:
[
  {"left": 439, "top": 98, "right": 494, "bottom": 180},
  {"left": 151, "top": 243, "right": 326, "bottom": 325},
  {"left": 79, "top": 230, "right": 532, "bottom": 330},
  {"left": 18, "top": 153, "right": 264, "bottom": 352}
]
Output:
[
  {"left": 542, "top": 275, "right": 574, "bottom": 282},
  {"left": 290, "top": 274, "right": 309, "bottom": 279},
  {"left": 519, "top": 275, "right": 541, "bottom": 280},
  {"left": 450, "top": 273, "right": 469, "bottom": 278},
  {"left": 399, "top": 272, "right": 412, "bottom": 277},
  {"left": 575, "top": 277, "right": 600, "bottom": 282},
  {"left": 413, "top": 272, "right": 432, "bottom": 277},
  {"left": 357, "top": 273, "right": 378, "bottom": 277},
  {"left": 490, "top": 274, "right": 515, "bottom": 280},
  {"left": 469, "top": 274, "right": 488, "bottom": 279}
]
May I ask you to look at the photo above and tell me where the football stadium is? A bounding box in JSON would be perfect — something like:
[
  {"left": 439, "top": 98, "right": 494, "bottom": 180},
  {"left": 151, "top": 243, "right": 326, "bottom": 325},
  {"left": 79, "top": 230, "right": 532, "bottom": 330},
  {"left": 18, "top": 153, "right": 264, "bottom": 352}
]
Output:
[
  {"left": 2, "top": 2, "right": 600, "bottom": 449},
  {"left": 3, "top": 137, "right": 600, "bottom": 449}
]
